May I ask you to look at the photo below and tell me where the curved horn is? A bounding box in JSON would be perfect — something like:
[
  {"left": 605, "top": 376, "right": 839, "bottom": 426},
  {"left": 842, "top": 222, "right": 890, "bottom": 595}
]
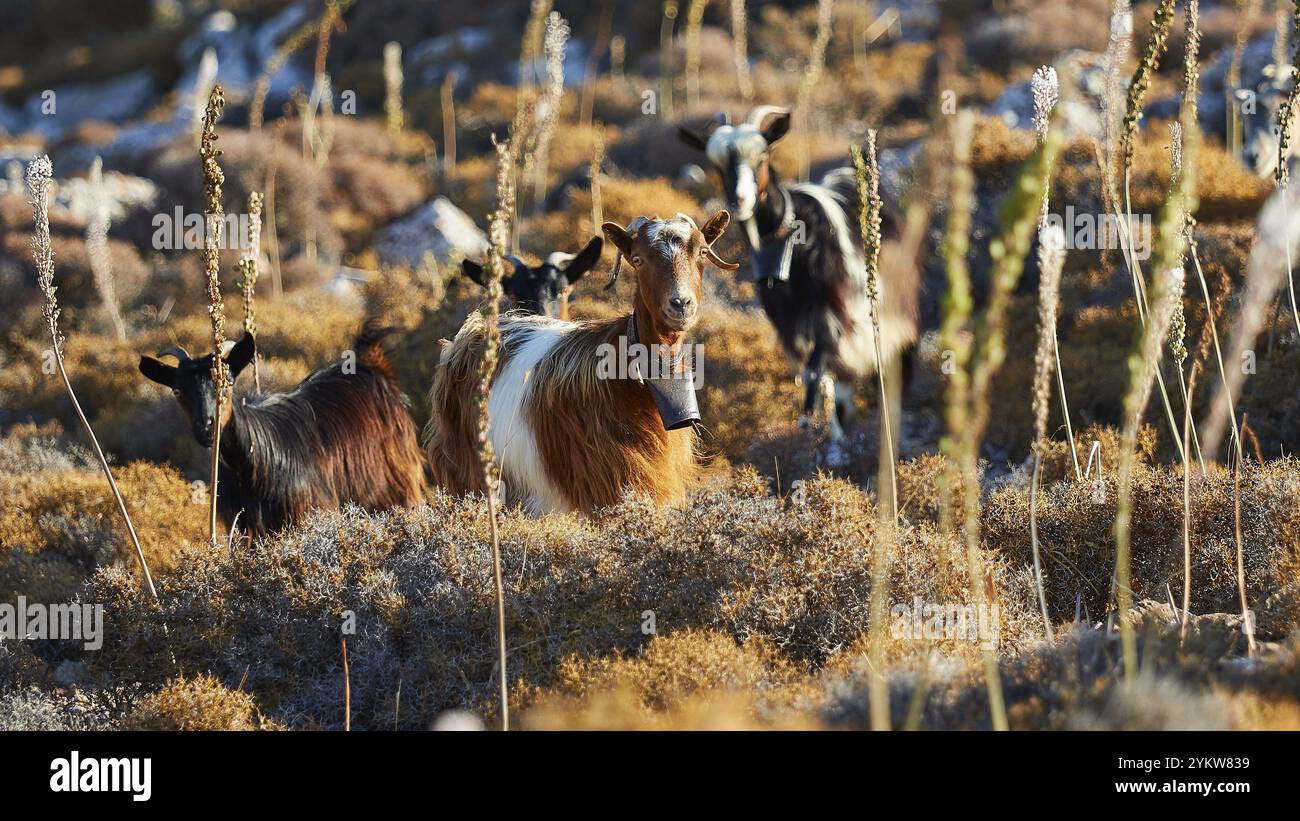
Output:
[
  {"left": 705, "top": 248, "right": 741, "bottom": 271},
  {"left": 155, "top": 345, "right": 190, "bottom": 362}
]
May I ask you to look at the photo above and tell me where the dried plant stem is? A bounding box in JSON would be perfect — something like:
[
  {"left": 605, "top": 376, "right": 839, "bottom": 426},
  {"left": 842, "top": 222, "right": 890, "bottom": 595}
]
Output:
[
  {"left": 200, "top": 86, "right": 230, "bottom": 549},
  {"left": 590, "top": 125, "right": 605, "bottom": 231},
  {"left": 579, "top": 1, "right": 614, "bottom": 130},
  {"left": 730, "top": 0, "right": 754, "bottom": 102},
  {"left": 1233, "top": 442, "right": 1257, "bottom": 656},
  {"left": 1180, "top": 364, "right": 1198, "bottom": 644},
  {"left": 341, "top": 637, "right": 351, "bottom": 731},
  {"left": 478, "top": 136, "right": 517, "bottom": 730},
  {"left": 383, "top": 41, "right": 404, "bottom": 138},
  {"left": 442, "top": 71, "right": 458, "bottom": 174},
  {"left": 795, "top": 0, "right": 835, "bottom": 182},
  {"left": 938, "top": 111, "right": 976, "bottom": 541},
  {"left": 1116, "top": 100, "right": 1195, "bottom": 679},
  {"left": 28, "top": 155, "right": 157, "bottom": 601},
  {"left": 238, "top": 192, "right": 264, "bottom": 393},
  {"left": 529, "top": 12, "right": 570, "bottom": 206},
  {"left": 660, "top": 1, "right": 679, "bottom": 121},
  {"left": 86, "top": 156, "right": 127, "bottom": 341},
  {"left": 852, "top": 133, "right": 895, "bottom": 731},
  {"left": 684, "top": 0, "right": 708, "bottom": 108},
  {"left": 1030, "top": 224, "right": 1066, "bottom": 643}
]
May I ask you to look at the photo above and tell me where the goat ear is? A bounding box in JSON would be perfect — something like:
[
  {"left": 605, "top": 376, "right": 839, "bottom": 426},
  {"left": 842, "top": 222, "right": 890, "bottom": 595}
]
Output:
[
  {"left": 756, "top": 108, "right": 792, "bottom": 146},
  {"left": 138, "top": 356, "right": 176, "bottom": 388},
  {"left": 461, "top": 259, "right": 487, "bottom": 287},
  {"left": 563, "top": 236, "right": 603, "bottom": 283},
  {"left": 701, "top": 210, "right": 731, "bottom": 245},
  {"left": 226, "top": 332, "right": 257, "bottom": 379},
  {"left": 601, "top": 222, "right": 634, "bottom": 258}
]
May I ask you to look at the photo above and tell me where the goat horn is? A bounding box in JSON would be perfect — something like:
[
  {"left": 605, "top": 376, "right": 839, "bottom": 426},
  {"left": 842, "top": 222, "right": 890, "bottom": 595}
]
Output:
[{"left": 156, "top": 345, "right": 190, "bottom": 361}]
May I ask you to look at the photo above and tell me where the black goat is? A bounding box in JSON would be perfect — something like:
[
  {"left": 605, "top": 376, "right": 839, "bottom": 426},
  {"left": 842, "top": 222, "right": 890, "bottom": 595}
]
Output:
[
  {"left": 138, "top": 327, "right": 427, "bottom": 537},
  {"left": 460, "top": 236, "right": 602, "bottom": 319},
  {"left": 679, "top": 106, "right": 920, "bottom": 440}
]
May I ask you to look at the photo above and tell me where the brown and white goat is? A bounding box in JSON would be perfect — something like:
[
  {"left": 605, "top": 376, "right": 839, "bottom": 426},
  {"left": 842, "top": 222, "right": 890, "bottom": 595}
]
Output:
[
  {"left": 424, "top": 212, "right": 738, "bottom": 515},
  {"left": 139, "top": 326, "right": 428, "bottom": 537}
]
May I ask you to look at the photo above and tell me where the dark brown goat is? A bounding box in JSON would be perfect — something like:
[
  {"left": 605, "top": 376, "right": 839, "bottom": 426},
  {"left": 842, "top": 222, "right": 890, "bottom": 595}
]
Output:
[{"left": 139, "top": 326, "right": 427, "bottom": 537}]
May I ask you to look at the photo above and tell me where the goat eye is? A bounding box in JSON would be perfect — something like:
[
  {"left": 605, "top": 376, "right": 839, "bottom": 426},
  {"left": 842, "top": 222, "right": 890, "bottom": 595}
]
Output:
[
  {"left": 171, "top": 389, "right": 181, "bottom": 398},
  {"left": 631, "top": 255, "right": 642, "bottom": 267}
]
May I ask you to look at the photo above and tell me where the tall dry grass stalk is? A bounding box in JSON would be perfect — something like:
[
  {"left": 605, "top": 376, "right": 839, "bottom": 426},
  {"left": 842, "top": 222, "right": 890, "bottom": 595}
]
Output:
[
  {"left": 1030, "top": 223, "right": 1066, "bottom": 643},
  {"left": 383, "top": 41, "right": 404, "bottom": 138},
  {"left": 1116, "top": 0, "right": 1188, "bottom": 464},
  {"left": 795, "top": 0, "right": 835, "bottom": 182},
  {"left": 590, "top": 124, "right": 605, "bottom": 231},
  {"left": 1181, "top": 363, "right": 1199, "bottom": 643},
  {"left": 519, "top": 0, "right": 555, "bottom": 89},
  {"left": 938, "top": 110, "right": 976, "bottom": 541},
  {"left": 200, "top": 86, "right": 230, "bottom": 549},
  {"left": 529, "top": 12, "right": 570, "bottom": 206},
  {"left": 477, "top": 136, "right": 517, "bottom": 730},
  {"left": 578, "top": 1, "right": 613, "bottom": 130},
  {"left": 1030, "top": 65, "right": 1081, "bottom": 480},
  {"left": 1227, "top": 0, "right": 1264, "bottom": 158},
  {"left": 1100, "top": 0, "right": 1133, "bottom": 223},
  {"left": 1273, "top": 1, "right": 1300, "bottom": 337},
  {"left": 442, "top": 71, "right": 458, "bottom": 174},
  {"left": 192, "top": 48, "right": 218, "bottom": 148},
  {"left": 86, "top": 156, "right": 127, "bottom": 341},
  {"left": 968, "top": 111, "right": 1065, "bottom": 729},
  {"left": 249, "top": 14, "right": 322, "bottom": 130},
  {"left": 852, "top": 132, "right": 896, "bottom": 731},
  {"left": 27, "top": 155, "right": 158, "bottom": 601},
  {"left": 730, "top": 0, "right": 754, "bottom": 103},
  {"left": 660, "top": 1, "right": 679, "bottom": 121},
  {"left": 1115, "top": 100, "right": 1196, "bottom": 679},
  {"left": 684, "top": 0, "right": 708, "bottom": 109},
  {"left": 237, "top": 191, "right": 264, "bottom": 393}
]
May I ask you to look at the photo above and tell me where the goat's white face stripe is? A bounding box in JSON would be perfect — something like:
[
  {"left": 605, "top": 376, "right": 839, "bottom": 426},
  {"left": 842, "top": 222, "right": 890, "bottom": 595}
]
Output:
[
  {"left": 643, "top": 219, "right": 695, "bottom": 260},
  {"left": 734, "top": 165, "right": 757, "bottom": 217}
]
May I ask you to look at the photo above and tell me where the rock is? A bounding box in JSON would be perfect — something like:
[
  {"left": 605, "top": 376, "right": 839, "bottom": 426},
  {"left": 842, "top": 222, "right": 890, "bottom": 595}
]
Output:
[
  {"left": 373, "top": 196, "right": 488, "bottom": 269},
  {"left": 173, "top": 5, "right": 314, "bottom": 107},
  {"left": 406, "top": 27, "right": 493, "bottom": 85},
  {"left": 1, "top": 71, "right": 155, "bottom": 142}
]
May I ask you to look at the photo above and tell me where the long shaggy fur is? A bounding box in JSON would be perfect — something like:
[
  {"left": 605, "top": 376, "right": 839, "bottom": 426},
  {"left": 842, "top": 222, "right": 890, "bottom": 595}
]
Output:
[
  {"left": 224, "top": 326, "right": 427, "bottom": 536},
  {"left": 424, "top": 312, "right": 697, "bottom": 515}
]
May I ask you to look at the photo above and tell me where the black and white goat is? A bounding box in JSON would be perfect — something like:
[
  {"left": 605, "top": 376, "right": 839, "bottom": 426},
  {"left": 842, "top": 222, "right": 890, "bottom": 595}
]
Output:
[
  {"left": 138, "top": 327, "right": 427, "bottom": 537},
  {"left": 460, "top": 237, "right": 603, "bottom": 319},
  {"left": 679, "top": 106, "right": 920, "bottom": 439}
]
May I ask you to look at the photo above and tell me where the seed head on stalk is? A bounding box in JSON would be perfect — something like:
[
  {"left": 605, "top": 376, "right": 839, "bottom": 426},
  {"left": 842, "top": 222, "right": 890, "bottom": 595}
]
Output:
[
  {"left": 200, "top": 85, "right": 230, "bottom": 548},
  {"left": 1121, "top": 0, "right": 1177, "bottom": 172}
]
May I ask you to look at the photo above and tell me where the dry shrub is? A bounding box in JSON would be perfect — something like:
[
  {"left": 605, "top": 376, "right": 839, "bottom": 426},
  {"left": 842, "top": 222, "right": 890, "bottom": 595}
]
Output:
[
  {"left": 145, "top": 130, "right": 340, "bottom": 267},
  {"left": 79, "top": 470, "right": 1042, "bottom": 729},
  {"left": 524, "top": 629, "right": 823, "bottom": 730},
  {"left": 0, "top": 231, "right": 149, "bottom": 330},
  {"left": 982, "top": 458, "right": 1300, "bottom": 633},
  {"left": 125, "top": 675, "right": 279, "bottom": 731},
  {"left": 0, "top": 452, "right": 203, "bottom": 603}
]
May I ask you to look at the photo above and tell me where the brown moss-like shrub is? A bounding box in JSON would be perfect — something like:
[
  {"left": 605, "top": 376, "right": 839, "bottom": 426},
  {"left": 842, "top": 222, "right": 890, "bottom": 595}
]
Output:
[
  {"left": 80, "top": 470, "right": 1042, "bottom": 729},
  {"left": 981, "top": 458, "right": 1300, "bottom": 634},
  {"left": 523, "top": 629, "right": 823, "bottom": 730},
  {"left": 0, "top": 450, "right": 204, "bottom": 603},
  {"left": 125, "top": 674, "right": 279, "bottom": 731}
]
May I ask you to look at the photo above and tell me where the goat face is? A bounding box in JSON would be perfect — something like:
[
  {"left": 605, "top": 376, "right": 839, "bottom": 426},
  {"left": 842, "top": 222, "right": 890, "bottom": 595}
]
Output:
[
  {"left": 679, "top": 107, "right": 791, "bottom": 224},
  {"left": 1238, "top": 65, "right": 1297, "bottom": 178},
  {"left": 461, "top": 237, "right": 603, "bottom": 318},
  {"left": 138, "top": 334, "right": 256, "bottom": 448},
  {"left": 601, "top": 212, "right": 738, "bottom": 335}
]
